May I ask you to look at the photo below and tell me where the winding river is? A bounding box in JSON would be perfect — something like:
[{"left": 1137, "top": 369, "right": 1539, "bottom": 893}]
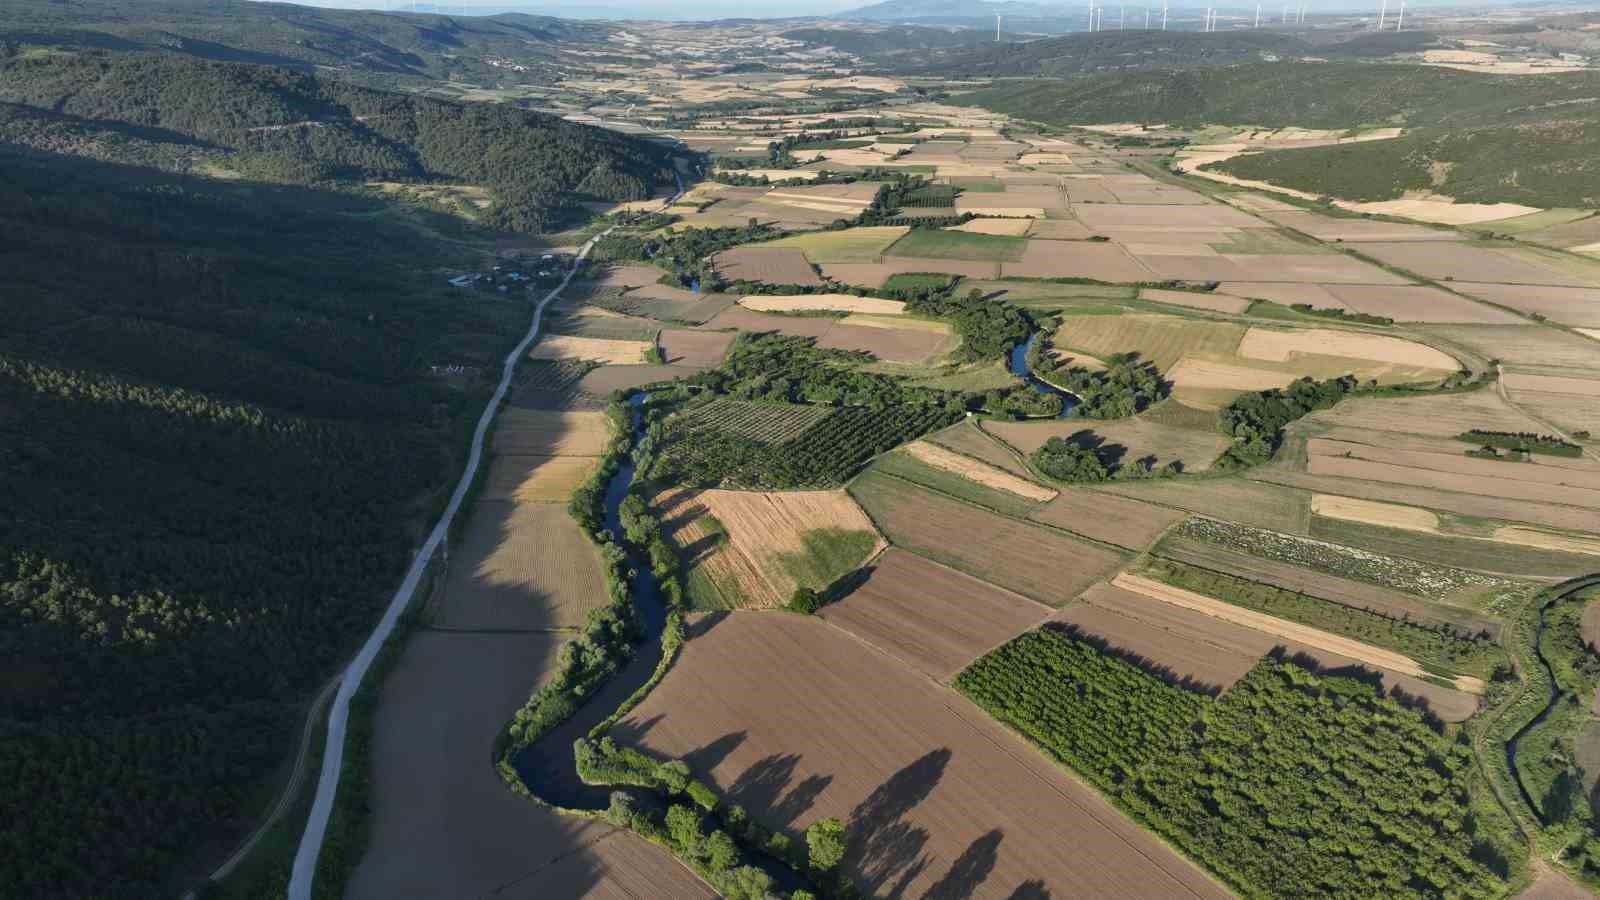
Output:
[{"left": 1008, "top": 334, "right": 1077, "bottom": 416}]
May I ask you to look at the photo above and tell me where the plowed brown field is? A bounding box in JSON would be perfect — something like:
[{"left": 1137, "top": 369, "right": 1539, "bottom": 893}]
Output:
[
  {"left": 658, "top": 329, "right": 735, "bottom": 370},
  {"left": 820, "top": 549, "right": 1054, "bottom": 679},
  {"left": 1028, "top": 489, "right": 1183, "bottom": 550},
  {"left": 616, "top": 614, "right": 1233, "bottom": 900},
  {"left": 849, "top": 473, "right": 1126, "bottom": 606}
]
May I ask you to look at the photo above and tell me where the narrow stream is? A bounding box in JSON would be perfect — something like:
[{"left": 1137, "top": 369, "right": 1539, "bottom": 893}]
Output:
[
  {"left": 1008, "top": 334, "right": 1077, "bottom": 417},
  {"left": 1505, "top": 596, "right": 1557, "bottom": 820},
  {"left": 511, "top": 393, "right": 665, "bottom": 810}
]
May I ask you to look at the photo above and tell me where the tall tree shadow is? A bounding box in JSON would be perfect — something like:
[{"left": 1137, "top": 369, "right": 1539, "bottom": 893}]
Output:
[
  {"left": 921, "top": 830, "right": 1003, "bottom": 900},
  {"left": 727, "top": 753, "right": 835, "bottom": 829},
  {"left": 847, "top": 748, "right": 952, "bottom": 896},
  {"left": 1006, "top": 879, "right": 1051, "bottom": 900}
]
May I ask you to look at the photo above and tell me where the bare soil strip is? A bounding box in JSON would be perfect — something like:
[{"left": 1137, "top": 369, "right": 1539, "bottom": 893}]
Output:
[
  {"left": 820, "top": 549, "right": 1055, "bottom": 680},
  {"left": 1110, "top": 573, "right": 1486, "bottom": 694},
  {"left": 903, "top": 441, "right": 1058, "bottom": 501},
  {"left": 1028, "top": 490, "right": 1184, "bottom": 551}
]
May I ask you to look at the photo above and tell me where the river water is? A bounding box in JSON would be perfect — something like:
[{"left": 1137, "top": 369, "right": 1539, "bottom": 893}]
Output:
[
  {"left": 511, "top": 394, "right": 665, "bottom": 810},
  {"left": 1008, "top": 334, "right": 1077, "bottom": 417}
]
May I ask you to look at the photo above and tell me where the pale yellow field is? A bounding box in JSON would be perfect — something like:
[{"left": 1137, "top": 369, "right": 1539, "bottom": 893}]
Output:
[
  {"left": 1166, "top": 357, "right": 1300, "bottom": 393},
  {"left": 762, "top": 225, "right": 908, "bottom": 263},
  {"left": 1237, "top": 327, "right": 1460, "bottom": 370},
  {"left": 492, "top": 409, "right": 611, "bottom": 456},
  {"left": 481, "top": 454, "right": 600, "bottom": 503},
  {"left": 903, "top": 441, "right": 1058, "bottom": 501},
  {"left": 950, "top": 218, "right": 1034, "bottom": 236},
  {"left": 1492, "top": 526, "right": 1600, "bottom": 557},
  {"left": 739, "top": 293, "right": 905, "bottom": 315},
  {"left": 1112, "top": 573, "right": 1485, "bottom": 694},
  {"left": 1310, "top": 494, "right": 1442, "bottom": 534},
  {"left": 658, "top": 488, "right": 884, "bottom": 609},
  {"left": 839, "top": 313, "right": 951, "bottom": 333},
  {"left": 530, "top": 334, "right": 653, "bottom": 365}
]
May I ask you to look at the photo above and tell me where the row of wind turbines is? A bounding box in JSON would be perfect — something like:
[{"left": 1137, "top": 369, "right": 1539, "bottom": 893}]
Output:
[{"left": 1074, "top": 0, "right": 1409, "bottom": 32}]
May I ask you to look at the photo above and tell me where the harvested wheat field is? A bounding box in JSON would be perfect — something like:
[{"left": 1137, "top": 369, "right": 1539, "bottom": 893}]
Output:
[
  {"left": 903, "top": 440, "right": 1056, "bottom": 500},
  {"left": 926, "top": 420, "right": 1034, "bottom": 478},
  {"left": 739, "top": 293, "right": 905, "bottom": 315},
  {"left": 1026, "top": 218, "right": 1094, "bottom": 240},
  {"left": 951, "top": 217, "right": 1034, "bottom": 236},
  {"left": 1111, "top": 573, "right": 1485, "bottom": 693},
  {"left": 1322, "top": 284, "right": 1522, "bottom": 324},
  {"left": 1057, "top": 580, "right": 1477, "bottom": 720},
  {"left": 615, "top": 613, "right": 1232, "bottom": 900},
  {"left": 1297, "top": 388, "right": 1546, "bottom": 438},
  {"left": 348, "top": 630, "right": 713, "bottom": 900},
  {"left": 493, "top": 408, "right": 611, "bottom": 456},
  {"left": 1155, "top": 536, "right": 1501, "bottom": 635},
  {"left": 1311, "top": 494, "right": 1441, "bottom": 534},
  {"left": 819, "top": 548, "right": 1054, "bottom": 679},
  {"left": 1421, "top": 324, "right": 1600, "bottom": 371},
  {"left": 1028, "top": 489, "right": 1184, "bottom": 550},
  {"left": 1054, "top": 313, "right": 1244, "bottom": 373},
  {"left": 656, "top": 488, "right": 883, "bottom": 609},
  {"left": 1164, "top": 358, "right": 1300, "bottom": 395},
  {"left": 713, "top": 246, "right": 825, "bottom": 286},
  {"left": 1489, "top": 526, "right": 1600, "bottom": 557},
  {"left": 1095, "top": 476, "right": 1311, "bottom": 534},
  {"left": 850, "top": 471, "right": 1125, "bottom": 605},
  {"left": 1139, "top": 288, "right": 1251, "bottom": 314},
  {"left": 1357, "top": 242, "right": 1591, "bottom": 286},
  {"left": 482, "top": 454, "right": 599, "bottom": 503},
  {"left": 1237, "top": 327, "right": 1460, "bottom": 370},
  {"left": 1502, "top": 371, "right": 1600, "bottom": 397},
  {"left": 531, "top": 334, "right": 654, "bottom": 365},
  {"left": 815, "top": 322, "right": 953, "bottom": 363},
  {"left": 984, "top": 415, "right": 1233, "bottom": 473},
  {"left": 657, "top": 329, "right": 735, "bottom": 370},
  {"left": 433, "top": 502, "right": 610, "bottom": 631}
]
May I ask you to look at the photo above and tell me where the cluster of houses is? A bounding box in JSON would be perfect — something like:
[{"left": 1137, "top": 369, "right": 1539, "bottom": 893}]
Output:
[{"left": 447, "top": 254, "right": 572, "bottom": 293}]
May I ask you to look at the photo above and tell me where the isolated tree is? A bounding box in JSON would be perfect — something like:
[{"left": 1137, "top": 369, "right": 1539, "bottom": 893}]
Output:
[
  {"left": 788, "top": 587, "right": 821, "bottom": 615},
  {"left": 806, "top": 817, "right": 847, "bottom": 875}
]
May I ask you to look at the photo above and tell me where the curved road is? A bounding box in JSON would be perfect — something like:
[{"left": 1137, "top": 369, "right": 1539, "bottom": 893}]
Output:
[{"left": 287, "top": 228, "right": 613, "bottom": 900}]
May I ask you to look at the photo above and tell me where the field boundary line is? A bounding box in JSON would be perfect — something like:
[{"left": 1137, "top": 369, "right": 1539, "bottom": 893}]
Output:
[{"left": 287, "top": 227, "right": 615, "bottom": 900}]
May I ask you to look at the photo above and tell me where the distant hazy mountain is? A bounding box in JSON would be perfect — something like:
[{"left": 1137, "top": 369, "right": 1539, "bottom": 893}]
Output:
[{"left": 833, "top": 0, "right": 1088, "bottom": 31}]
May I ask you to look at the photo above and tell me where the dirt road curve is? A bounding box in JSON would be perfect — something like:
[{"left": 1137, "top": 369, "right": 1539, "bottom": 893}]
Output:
[{"left": 286, "top": 228, "right": 613, "bottom": 900}]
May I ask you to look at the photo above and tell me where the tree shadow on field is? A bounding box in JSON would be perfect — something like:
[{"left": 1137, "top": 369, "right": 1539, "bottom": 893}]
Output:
[
  {"left": 728, "top": 753, "right": 835, "bottom": 829},
  {"left": 1064, "top": 430, "right": 1129, "bottom": 471},
  {"left": 1006, "top": 878, "right": 1051, "bottom": 900},
  {"left": 846, "top": 748, "right": 952, "bottom": 896},
  {"left": 685, "top": 731, "right": 747, "bottom": 774},
  {"left": 920, "top": 829, "right": 1003, "bottom": 900},
  {"left": 606, "top": 713, "right": 665, "bottom": 747},
  {"left": 685, "top": 610, "right": 729, "bottom": 640}
]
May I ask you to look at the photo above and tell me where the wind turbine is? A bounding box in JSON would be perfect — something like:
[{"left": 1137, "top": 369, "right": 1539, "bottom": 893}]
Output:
[
  {"left": 1145, "top": 7, "right": 1151, "bottom": 28},
  {"left": 1162, "top": 0, "right": 1168, "bottom": 29},
  {"left": 1120, "top": 5, "right": 1125, "bottom": 29},
  {"left": 1395, "top": 0, "right": 1404, "bottom": 29},
  {"left": 1255, "top": 3, "right": 1261, "bottom": 27},
  {"left": 1378, "top": 0, "right": 1387, "bottom": 30}
]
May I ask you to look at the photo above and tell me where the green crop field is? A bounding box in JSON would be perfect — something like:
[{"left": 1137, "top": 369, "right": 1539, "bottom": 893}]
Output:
[
  {"left": 761, "top": 225, "right": 910, "bottom": 262},
  {"left": 885, "top": 229, "right": 1029, "bottom": 262}
]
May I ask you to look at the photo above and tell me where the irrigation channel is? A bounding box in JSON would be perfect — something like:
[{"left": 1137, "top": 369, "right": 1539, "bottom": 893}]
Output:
[
  {"left": 1504, "top": 574, "right": 1600, "bottom": 823},
  {"left": 1009, "top": 333, "right": 1077, "bottom": 415}
]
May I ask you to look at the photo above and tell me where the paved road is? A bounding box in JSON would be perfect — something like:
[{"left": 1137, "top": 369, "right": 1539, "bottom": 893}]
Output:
[{"left": 287, "top": 229, "right": 612, "bottom": 900}]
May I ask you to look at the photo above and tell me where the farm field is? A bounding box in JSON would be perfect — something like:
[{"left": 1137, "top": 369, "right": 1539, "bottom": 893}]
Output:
[
  {"left": 1138, "top": 288, "right": 1250, "bottom": 314},
  {"left": 1420, "top": 324, "right": 1600, "bottom": 371},
  {"left": 1027, "top": 489, "right": 1184, "bottom": 551},
  {"left": 677, "top": 397, "right": 834, "bottom": 445},
  {"left": 1002, "top": 240, "right": 1152, "bottom": 281},
  {"left": 867, "top": 450, "right": 1048, "bottom": 518},
  {"left": 657, "top": 328, "right": 735, "bottom": 370},
  {"left": 926, "top": 419, "right": 1035, "bottom": 478},
  {"left": 1309, "top": 515, "right": 1600, "bottom": 581},
  {"left": 738, "top": 293, "right": 905, "bottom": 315},
  {"left": 614, "top": 613, "right": 1232, "bottom": 900},
  {"left": 1356, "top": 241, "right": 1600, "bottom": 287},
  {"left": 492, "top": 408, "right": 610, "bottom": 456},
  {"left": 575, "top": 363, "right": 683, "bottom": 396},
  {"left": 531, "top": 334, "right": 653, "bottom": 365},
  {"left": 984, "top": 415, "right": 1234, "bottom": 474},
  {"left": 705, "top": 306, "right": 951, "bottom": 363},
  {"left": 713, "top": 246, "right": 825, "bottom": 286},
  {"left": 481, "top": 453, "right": 599, "bottom": 503},
  {"left": 819, "top": 548, "right": 1054, "bottom": 679},
  {"left": 1092, "top": 477, "right": 1312, "bottom": 534},
  {"left": 759, "top": 226, "right": 908, "bottom": 262},
  {"left": 594, "top": 283, "right": 740, "bottom": 324},
  {"left": 1110, "top": 573, "right": 1486, "bottom": 694},
  {"left": 849, "top": 470, "right": 1126, "bottom": 606},
  {"left": 1053, "top": 313, "right": 1243, "bottom": 372},
  {"left": 432, "top": 501, "right": 610, "bottom": 631},
  {"left": 884, "top": 228, "right": 1027, "bottom": 261},
  {"left": 1321, "top": 283, "right": 1521, "bottom": 324},
  {"left": 656, "top": 487, "right": 883, "bottom": 609},
  {"left": 902, "top": 440, "right": 1057, "bottom": 501},
  {"left": 1154, "top": 535, "right": 1501, "bottom": 635},
  {"left": 1294, "top": 386, "right": 1546, "bottom": 438},
  {"left": 347, "top": 631, "right": 712, "bottom": 900}
]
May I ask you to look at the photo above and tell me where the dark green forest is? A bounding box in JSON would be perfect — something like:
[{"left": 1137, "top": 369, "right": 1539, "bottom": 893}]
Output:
[
  {"left": 0, "top": 147, "right": 526, "bottom": 898},
  {"left": 0, "top": 49, "right": 673, "bottom": 232}
]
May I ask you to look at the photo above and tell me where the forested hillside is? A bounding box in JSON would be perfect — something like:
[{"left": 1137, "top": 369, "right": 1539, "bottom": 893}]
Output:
[
  {"left": 901, "top": 31, "right": 1436, "bottom": 77},
  {"left": 962, "top": 62, "right": 1600, "bottom": 207},
  {"left": 0, "top": 147, "right": 526, "bottom": 898},
  {"left": 0, "top": 49, "right": 673, "bottom": 232},
  {"left": 0, "top": 0, "right": 607, "bottom": 86}
]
